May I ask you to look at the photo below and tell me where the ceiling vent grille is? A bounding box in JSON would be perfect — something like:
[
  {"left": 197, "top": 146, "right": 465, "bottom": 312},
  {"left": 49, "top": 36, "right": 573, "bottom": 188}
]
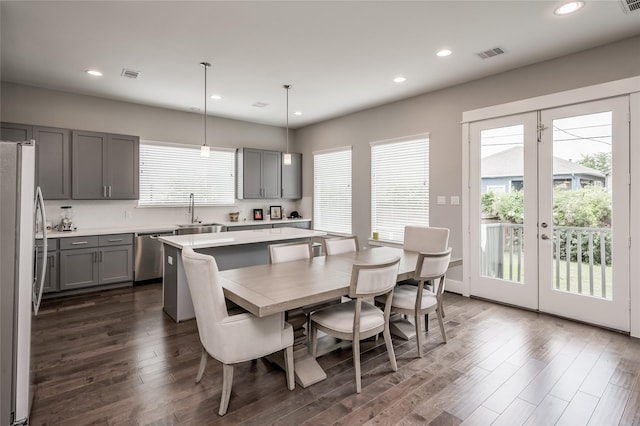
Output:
[
  {"left": 121, "top": 68, "right": 140, "bottom": 79},
  {"left": 252, "top": 102, "right": 269, "bottom": 108},
  {"left": 477, "top": 47, "right": 505, "bottom": 59},
  {"left": 620, "top": 0, "right": 640, "bottom": 12}
]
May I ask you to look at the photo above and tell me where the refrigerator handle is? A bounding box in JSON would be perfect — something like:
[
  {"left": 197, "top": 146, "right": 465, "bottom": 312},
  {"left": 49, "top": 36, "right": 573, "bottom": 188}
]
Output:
[{"left": 33, "top": 186, "right": 47, "bottom": 315}]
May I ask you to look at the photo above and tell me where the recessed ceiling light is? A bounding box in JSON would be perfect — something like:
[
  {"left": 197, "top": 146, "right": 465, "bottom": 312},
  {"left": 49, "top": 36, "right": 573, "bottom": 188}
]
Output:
[
  {"left": 437, "top": 49, "right": 452, "bottom": 57},
  {"left": 210, "top": 94, "right": 222, "bottom": 100},
  {"left": 294, "top": 111, "right": 302, "bottom": 116},
  {"left": 393, "top": 76, "right": 407, "bottom": 83},
  {"left": 554, "top": 1, "right": 584, "bottom": 15},
  {"left": 85, "top": 69, "right": 103, "bottom": 77}
]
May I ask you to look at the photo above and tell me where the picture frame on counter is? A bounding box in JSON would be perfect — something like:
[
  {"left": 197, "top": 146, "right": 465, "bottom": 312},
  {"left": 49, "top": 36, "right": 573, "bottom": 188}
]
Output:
[
  {"left": 253, "top": 209, "right": 263, "bottom": 220},
  {"left": 270, "top": 206, "right": 282, "bottom": 220}
]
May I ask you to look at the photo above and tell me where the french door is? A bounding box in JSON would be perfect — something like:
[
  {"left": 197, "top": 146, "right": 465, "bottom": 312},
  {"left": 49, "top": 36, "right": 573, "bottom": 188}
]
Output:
[{"left": 469, "top": 96, "right": 630, "bottom": 331}]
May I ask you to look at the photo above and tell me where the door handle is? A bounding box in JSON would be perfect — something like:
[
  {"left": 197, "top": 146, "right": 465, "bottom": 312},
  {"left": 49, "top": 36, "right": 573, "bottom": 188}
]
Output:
[
  {"left": 108, "top": 186, "right": 112, "bottom": 198},
  {"left": 103, "top": 186, "right": 107, "bottom": 198}
]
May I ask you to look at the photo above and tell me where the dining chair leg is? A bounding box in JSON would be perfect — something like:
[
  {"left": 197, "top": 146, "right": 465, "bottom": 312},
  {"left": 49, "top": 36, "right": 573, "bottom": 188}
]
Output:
[
  {"left": 310, "top": 323, "right": 318, "bottom": 357},
  {"left": 196, "top": 348, "right": 207, "bottom": 383},
  {"left": 441, "top": 304, "right": 446, "bottom": 318},
  {"left": 437, "top": 310, "right": 447, "bottom": 343},
  {"left": 219, "top": 364, "right": 234, "bottom": 416},
  {"left": 415, "top": 313, "right": 424, "bottom": 358},
  {"left": 284, "top": 345, "right": 295, "bottom": 390},
  {"left": 383, "top": 326, "right": 398, "bottom": 371},
  {"left": 425, "top": 313, "right": 430, "bottom": 331},
  {"left": 353, "top": 338, "right": 362, "bottom": 393}
]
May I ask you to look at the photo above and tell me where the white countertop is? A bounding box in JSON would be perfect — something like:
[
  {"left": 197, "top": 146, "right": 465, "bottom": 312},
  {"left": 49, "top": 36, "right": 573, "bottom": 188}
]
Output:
[
  {"left": 221, "top": 218, "right": 310, "bottom": 227},
  {"left": 38, "top": 218, "right": 311, "bottom": 239},
  {"left": 158, "top": 227, "right": 325, "bottom": 250}
]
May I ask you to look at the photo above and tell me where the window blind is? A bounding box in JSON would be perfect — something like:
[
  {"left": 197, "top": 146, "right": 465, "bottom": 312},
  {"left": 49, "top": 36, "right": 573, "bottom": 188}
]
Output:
[
  {"left": 139, "top": 142, "right": 235, "bottom": 207},
  {"left": 371, "top": 135, "right": 429, "bottom": 243},
  {"left": 313, "top": 147, "right": 352, "bottom": 234}
]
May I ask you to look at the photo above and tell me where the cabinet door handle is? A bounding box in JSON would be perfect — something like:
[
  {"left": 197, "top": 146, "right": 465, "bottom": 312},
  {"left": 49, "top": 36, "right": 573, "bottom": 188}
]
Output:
[
  {"left": 108, "top": 186, "right": 112, "bottom": 198},
  {"left": 107, "top": 239, "right": 123, "bottom": 242},
  {"left": 71, "top": 241, "right": 89, "bottom": 245},
  {"left": 103, "top": 186, "right": 107, "bottom": 198},
  {"left": 93, "top": 252, "right": 97, "bottom": 263},
  {"left": 99, "top": 251, "right": 103, "bottom": 263}
]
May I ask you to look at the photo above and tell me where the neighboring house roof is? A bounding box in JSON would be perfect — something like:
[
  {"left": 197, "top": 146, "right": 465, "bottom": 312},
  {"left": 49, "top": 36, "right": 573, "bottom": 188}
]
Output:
[{"left": 481, "top": 146, "right": 606, "bottom": 179}]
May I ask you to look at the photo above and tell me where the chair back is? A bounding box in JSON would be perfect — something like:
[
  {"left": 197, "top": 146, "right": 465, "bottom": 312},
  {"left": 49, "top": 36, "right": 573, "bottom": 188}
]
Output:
[
  {"left": 324, "top": 235, "right": 359, "bottom": 256},
  {"left": 415, "top": 248, "right": 452, "bottom": 294},
  {"left": 349, "top": 257, "right": 400, "bottom": 299},
  {"left": 403, "top": 226, "right": 449, "bottom": 253},
  {"left": 269, "top": 241, "right": 313, "bottom": 264},
  {"left": 181, "top": 248, "right": 229, "bottom": 349}
]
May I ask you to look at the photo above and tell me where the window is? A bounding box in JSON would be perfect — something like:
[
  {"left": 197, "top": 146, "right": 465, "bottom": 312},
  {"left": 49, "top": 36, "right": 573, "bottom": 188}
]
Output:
[
  {"left": 313, "top": 147, "right": 352, "bottom": 234},
  {"left": 371, "top": 134, "right": 429, "bottom": 243},
  {"left": 139, "top": 141, "right": 235, "bottom": 206}
]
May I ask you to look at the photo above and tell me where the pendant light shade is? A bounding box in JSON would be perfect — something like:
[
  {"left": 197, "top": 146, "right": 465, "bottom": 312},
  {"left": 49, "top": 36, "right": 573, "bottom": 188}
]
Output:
[
  {"left": 200, "top": 62, "right": 211, "bottom": 158},
  {"left": 283, "top": 84, "right": 292, "bottom": 165}
]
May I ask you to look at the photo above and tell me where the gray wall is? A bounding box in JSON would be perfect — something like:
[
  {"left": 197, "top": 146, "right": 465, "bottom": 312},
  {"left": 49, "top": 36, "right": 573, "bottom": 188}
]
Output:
[
  {"left": 296, "top": 35, "right": 640, "bottom": 272},
  {"left": 0, "top": 82, "right": 292, "bottom": 151}
]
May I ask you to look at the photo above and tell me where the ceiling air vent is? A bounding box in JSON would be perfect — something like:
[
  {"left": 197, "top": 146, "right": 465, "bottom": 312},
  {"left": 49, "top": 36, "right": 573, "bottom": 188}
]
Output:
[
  {"left": 252, "top": 102, "right": 269, "bottom": 108},
  {"left": 121, "top": 68, "right": 140, "bottom": 79},
  {"left": 477, "top": 47, "right": 505, "bottom": 60},
  {"left": 620, "top": 0, "right": 640, "bottom": 12}
]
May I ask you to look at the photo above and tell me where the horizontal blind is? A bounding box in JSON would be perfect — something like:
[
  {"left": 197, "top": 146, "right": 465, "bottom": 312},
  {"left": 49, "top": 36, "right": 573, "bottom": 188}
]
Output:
[
  {"left": 371, "top": 136, "right": 429, "bottom": 243},
  {"left": 139, "top": 142, "right": 235, "bottom": 206},
  {"left": 314, "top": 147, "right": 352, "bottom": 234}
]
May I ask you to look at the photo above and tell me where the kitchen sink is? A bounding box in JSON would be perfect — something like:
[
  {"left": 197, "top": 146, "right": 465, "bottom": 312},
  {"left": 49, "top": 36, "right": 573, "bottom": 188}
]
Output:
[{"left": 175, "top": 223, "right": 226, "bottom": 235}]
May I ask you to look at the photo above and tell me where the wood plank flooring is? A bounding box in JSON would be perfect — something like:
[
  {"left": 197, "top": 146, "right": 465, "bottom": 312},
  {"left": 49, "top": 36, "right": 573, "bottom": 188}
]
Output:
[{"left": 30, "top": 283, "right": 640, "bottom": 425}]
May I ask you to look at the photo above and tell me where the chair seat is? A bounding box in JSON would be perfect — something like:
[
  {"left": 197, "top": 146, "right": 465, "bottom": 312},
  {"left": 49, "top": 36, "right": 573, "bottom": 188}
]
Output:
[
  {"left": 311, "top": 300, "right": 384, "bottom": 335},
  {"left": 377, "top": 286, "right": 437, "bottom": 311}
]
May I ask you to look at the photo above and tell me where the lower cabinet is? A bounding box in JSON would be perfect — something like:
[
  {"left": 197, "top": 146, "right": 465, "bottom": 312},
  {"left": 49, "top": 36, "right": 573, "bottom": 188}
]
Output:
[
  {"left": 58, "top": 234, "right": 133, "bottom": 292},
  {"left": 36, "top": 239, "right": 59, "bottom": 294}
]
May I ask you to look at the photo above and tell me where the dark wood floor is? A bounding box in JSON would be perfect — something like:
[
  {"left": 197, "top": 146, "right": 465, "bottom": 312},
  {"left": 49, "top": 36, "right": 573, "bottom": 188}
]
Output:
[{"left": 30, "top": 283, "right": 640, "bottom": 425}]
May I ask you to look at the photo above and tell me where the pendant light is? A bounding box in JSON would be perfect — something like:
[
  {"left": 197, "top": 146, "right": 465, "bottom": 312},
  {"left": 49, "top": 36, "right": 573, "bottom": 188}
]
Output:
[
  {"left": 283, "top": 84, "right": 292, "bottom": 165},
  {"left": 200, "top": 62, "right": 211, "bottom": 157}
]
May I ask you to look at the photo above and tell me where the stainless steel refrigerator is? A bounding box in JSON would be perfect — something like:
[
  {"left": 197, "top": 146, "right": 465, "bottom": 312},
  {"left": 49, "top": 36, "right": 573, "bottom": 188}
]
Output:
[{"left": 1, "top": 140, "right": 47, "bottom": 426}]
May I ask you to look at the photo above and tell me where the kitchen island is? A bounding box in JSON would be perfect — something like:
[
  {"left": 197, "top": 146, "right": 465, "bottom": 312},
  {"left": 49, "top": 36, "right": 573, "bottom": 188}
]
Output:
[{"left": 159, "top": 227, "right": 325, "bottom": 322}]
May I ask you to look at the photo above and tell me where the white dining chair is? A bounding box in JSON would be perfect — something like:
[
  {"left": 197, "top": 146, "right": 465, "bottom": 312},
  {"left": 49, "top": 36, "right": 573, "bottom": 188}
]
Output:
[
  {"left": 268, "top": 240, "right": 313, "bottom": 264},
  {"left": 181, "top": 248, "right": 294, "bottom": 416},
  {"left": 377, "top": 249, "right": 452, "bottom": 358},
  {"left": 323, "top": 235, "right": 359, "bottom": 255},
  {"left": 309, "top": 257, "right": 401, "bottom": 393},
  {"left": 402, "top": 226, "right": 450, "bottom": 317}
]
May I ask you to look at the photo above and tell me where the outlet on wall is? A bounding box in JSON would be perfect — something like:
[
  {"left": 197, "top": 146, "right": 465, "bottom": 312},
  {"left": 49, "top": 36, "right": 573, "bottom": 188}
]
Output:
[{"left": 124, "top": 210, "right": 131, "bottom": 220}]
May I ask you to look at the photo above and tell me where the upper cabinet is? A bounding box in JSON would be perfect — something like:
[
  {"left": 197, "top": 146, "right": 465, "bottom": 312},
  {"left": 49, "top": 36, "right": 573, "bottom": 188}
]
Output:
[
  {"left": 237, "top": 148, "right": 282, "bottom": 199},
  {"left": 1, "top": 122, "right": 32, "bottom": 141},
  {"left": 72, "top": 131, "right": 139, "bottom": 200},
  {"left": 281, "top": 152, "right": 302, "bottom": 200},
  {"left": 34, "top": 126, "right": 71, "bottom": 200},
  {"left": 1, "top": 123, "right": 71, "bottom": 200}
]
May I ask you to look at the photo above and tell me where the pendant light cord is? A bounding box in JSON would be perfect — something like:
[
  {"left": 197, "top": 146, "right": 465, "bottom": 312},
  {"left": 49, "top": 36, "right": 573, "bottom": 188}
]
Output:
[
  {"left": 201, "top": 62, "right": 211, "bottom": 148},
  {"left": 284, "top": 84, "right": 290, "bottom": 154}
]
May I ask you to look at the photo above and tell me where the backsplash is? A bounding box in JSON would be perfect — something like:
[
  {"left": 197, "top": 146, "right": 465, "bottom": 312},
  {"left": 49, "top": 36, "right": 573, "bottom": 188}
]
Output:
[{"left": 44, "top": 199, "right": 303, "bottom": 230}]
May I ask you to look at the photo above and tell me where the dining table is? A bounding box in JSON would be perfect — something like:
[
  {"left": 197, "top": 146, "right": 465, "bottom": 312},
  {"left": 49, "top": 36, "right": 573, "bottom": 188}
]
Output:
[{"left": 218, "top": 246, "right": 462, "bottom": 387}]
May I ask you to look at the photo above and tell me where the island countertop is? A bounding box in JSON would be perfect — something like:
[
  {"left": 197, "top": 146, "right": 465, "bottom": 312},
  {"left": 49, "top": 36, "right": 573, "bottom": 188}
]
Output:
[{"left": 158, "top": 226, "right": 326, "bottom": 250}]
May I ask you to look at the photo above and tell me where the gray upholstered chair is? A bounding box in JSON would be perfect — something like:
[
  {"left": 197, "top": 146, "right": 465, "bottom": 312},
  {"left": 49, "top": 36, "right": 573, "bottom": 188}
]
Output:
[
  {"left": 309, "top": 257, "right": 400, "bottom": 393},
  {"left": 323, "top": 235, "right": 359, "bottom": 255},
  {"left": 181, "top": 248, "right": 294, "bottom": 416},
  {"left": 378, "top": 249, "right": 452, "bottom": 357}
]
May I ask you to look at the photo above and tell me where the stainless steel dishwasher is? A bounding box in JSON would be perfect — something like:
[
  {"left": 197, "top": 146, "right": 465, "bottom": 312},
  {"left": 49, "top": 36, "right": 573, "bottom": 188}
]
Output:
[{"left": 134, "top": 230, "right": 175, "bottom": 282}]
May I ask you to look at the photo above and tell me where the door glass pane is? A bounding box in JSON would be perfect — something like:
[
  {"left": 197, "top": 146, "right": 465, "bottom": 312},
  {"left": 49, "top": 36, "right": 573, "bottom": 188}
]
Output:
[
  {"left": 480, "top": 125, "right": 525, "bottom": 283},
  {"left": 551, "top": 112, "right": 612, "bottom": 299}
]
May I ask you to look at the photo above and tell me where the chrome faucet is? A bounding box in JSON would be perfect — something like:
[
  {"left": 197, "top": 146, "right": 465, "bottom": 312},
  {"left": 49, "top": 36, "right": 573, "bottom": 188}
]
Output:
[{"left": 188, "top": 193, "right": 199, "bottom": 223}]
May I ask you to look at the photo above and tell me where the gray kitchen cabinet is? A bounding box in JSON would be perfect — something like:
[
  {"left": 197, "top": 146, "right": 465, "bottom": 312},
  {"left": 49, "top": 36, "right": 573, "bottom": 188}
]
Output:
[
  {"left": 34, "top": 126, "right": 71, "bottom": 200},
  {"left": 72, "top": 131, "right": 139, "bottom": 200},
  {"left": 59, "top": 234, "right": 133, "bottom": 291},
  {"left": 1, "top": 122, "right": 32, "bottom": 141},
  {"left": 272, "top": 221, "right": 310, "bottom": 229},
  {"left": 59, "top": 246, "right": 100, "bottom": 291},
  {"left": 237, "top": 148, "right": 281, "bottom": 199},
  {"left": 36, "top": 239, "right": 59, "bottom": 294},
  {"left": 281, "top": 152, "right": 302, "bottom": 199}
]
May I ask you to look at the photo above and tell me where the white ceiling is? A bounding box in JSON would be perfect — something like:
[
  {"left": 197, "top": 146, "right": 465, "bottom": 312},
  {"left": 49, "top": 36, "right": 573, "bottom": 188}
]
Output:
[{"left": 2, "top": 1, "right": 639, "bottom": 128}]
